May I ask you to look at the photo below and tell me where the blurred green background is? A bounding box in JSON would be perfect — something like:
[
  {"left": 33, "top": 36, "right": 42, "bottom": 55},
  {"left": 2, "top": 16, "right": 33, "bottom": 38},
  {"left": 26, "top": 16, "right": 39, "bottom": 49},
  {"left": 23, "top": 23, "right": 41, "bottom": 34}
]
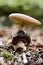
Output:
[{"left": 0, "top": 0, "right": 43, "bottom": 27}]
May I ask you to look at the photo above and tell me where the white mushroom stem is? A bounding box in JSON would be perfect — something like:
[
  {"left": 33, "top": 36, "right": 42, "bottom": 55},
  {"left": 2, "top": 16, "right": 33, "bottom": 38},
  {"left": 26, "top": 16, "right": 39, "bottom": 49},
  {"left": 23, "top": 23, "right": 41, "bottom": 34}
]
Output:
[
  {"left": 10, "top": 24, "right": 24, "bottom": 37},
  {"left": 22, "top": 53, "right": 28, "bottom": 64},
  {"left": 16, "top": 24, "right": 24, "bottom": 29},
  {"left": 14, "top": 24, "right": 24, "bottom": 32}
]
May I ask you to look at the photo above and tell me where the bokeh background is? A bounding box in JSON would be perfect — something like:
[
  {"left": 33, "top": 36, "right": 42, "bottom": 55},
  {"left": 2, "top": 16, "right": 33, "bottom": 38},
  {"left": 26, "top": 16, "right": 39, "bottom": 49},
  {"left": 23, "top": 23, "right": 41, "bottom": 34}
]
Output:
[{"left": 0, "top": 0, "right": 43, "bottom": 27}]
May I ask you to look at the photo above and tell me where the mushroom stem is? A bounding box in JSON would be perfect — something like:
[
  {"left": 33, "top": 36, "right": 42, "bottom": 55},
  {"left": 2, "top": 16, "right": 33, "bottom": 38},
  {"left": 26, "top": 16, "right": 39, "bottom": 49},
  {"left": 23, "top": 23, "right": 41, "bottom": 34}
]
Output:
[{"left": 16, "top": 24, "right": 24, "bottom": 30}]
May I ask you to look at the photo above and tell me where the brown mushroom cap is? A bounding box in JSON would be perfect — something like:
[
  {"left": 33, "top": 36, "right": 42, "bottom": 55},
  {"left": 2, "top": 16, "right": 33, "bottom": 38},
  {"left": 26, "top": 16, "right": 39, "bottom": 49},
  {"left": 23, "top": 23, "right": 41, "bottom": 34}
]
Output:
[{"left": 9, "top": 13, "right": 41, "bottom": 26}]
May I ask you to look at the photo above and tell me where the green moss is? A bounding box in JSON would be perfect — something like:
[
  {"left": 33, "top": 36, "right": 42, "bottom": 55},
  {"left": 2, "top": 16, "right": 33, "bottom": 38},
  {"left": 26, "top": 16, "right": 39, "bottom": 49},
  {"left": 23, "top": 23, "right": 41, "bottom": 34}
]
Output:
[{"left": 3, "top": 50, "right": 14, "bottom": 59}]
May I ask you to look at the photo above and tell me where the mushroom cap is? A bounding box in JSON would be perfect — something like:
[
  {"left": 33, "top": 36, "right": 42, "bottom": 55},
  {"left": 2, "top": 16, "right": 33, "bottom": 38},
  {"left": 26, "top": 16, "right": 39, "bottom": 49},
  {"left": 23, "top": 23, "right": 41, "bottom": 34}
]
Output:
[{"left": 9, "top": 13, "right": 41, "bottom": 26}]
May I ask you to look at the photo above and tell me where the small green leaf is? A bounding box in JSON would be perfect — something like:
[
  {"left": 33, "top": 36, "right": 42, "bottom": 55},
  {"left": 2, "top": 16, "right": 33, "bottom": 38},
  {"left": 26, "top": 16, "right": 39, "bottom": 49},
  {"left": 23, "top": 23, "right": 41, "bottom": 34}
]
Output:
[{"left": 3, "top": 50, "right": 14, "bottom": 59}]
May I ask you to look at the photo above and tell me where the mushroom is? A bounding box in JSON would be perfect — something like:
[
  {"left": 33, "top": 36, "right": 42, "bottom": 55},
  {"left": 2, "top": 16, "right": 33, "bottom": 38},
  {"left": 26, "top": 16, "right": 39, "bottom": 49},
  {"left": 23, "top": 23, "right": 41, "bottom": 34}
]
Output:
[
  {"left": 9, "top": 13, "right": 41, "bottom": 53},
  {"left": 9, "top": 13, "right": 41, "bottom": 36},
  {"left": 9, "top": 13, "right": 41, "bottom": 26}
]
